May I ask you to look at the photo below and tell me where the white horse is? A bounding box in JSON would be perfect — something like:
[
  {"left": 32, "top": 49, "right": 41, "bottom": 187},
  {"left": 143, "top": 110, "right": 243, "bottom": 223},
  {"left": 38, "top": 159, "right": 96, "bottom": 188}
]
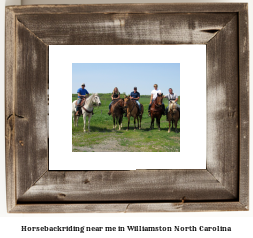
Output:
[{"left": 72, "top": 93, "right": 101, "bottom": 132}]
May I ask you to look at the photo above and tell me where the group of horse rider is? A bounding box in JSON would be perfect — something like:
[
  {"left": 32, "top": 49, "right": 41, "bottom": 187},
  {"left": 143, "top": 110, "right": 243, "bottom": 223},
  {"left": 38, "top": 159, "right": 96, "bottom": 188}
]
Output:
[
  {"left": 75, "top": 83, "right": 180, "bottom": 118},
  {"left": 107, "top": 86, "right": 142, "bottom": 116},
  {"left": 148, "top": 83, "right": 180, "bottom": 117}
]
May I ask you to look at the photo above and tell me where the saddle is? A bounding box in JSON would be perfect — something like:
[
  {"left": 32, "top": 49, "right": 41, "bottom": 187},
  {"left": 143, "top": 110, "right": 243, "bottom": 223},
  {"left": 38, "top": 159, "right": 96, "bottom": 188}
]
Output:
[
  {"left": 111, "top": 98, "right": 120, "bottom": 105},
  {"left": 75, "top": 97, "right": 86, "bottom": 107},
  {"left": 75, "top": 98, "right": 86, "bottom": 116}
]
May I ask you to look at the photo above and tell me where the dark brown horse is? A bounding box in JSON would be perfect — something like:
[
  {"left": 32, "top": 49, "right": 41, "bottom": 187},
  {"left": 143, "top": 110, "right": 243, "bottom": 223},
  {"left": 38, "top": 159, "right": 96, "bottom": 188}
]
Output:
[
  {"left": 124, "top": 96, "right": 144, "bottom": 130},
  {"left": 110, "top": 98, "right": 125, "bottom": 130},
  {"left": 167, "top": 101, "right": 180, "bottom": 133},
  {"left": 150, "top": 93, "right": 164, "bottom": 131}
]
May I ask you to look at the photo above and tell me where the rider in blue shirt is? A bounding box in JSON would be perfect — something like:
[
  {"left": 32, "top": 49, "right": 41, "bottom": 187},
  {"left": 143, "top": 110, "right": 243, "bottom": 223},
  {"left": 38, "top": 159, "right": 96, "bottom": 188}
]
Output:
[
  {"left": 130, "top": 87, "right": 141, "bottom": 116},
  {"left": 76, "top": 83, "right": 89, "bottom": 115}
]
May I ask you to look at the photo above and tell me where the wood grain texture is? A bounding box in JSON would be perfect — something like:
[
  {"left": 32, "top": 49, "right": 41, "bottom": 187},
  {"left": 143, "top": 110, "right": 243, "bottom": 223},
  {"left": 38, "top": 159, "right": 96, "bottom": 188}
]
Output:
[
  {"left": 238, "top": 4, "right": 249, "bottom": 208},
  {"left": 125, "top": 202, "right": 247, "bottom": 213},
  {"left": 18, "top": 170, "right": 236, "bottom": 202},
  {"left": 16, "top": 13, "right": 236, "bottom": 45},
  {"left": 7, "top": 3, "right": 246, "bottom": 15},
  {"left": 5, "top": 3, "right": 249, "bottom": 213},
  {"left": 15, "top": 20, "right": 48, "bottom": 200},
  {"left": 10, "top": 202, "right": 247, "bottom": 213},
  {"left": 5, "top": 7, "right": 17, "bottom": 212},
  {"left": 206, "top": 16, "right": 239, "bottom": 198}
]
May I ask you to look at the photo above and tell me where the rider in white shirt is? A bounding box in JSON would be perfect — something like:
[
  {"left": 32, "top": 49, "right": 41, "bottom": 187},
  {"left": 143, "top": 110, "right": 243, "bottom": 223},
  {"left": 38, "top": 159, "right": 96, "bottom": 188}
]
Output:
[
  {"left": 163, "top": 88, "right": 180, "bottom": 120},
  {"left": 148, "top": 84, "right": 165, "bottom": 116}
]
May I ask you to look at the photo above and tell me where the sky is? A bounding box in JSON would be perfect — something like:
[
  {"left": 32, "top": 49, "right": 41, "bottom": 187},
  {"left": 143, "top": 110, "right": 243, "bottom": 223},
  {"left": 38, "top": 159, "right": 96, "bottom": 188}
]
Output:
[{"left": 72, "top": 63, "right": 180, "bottom": 96}]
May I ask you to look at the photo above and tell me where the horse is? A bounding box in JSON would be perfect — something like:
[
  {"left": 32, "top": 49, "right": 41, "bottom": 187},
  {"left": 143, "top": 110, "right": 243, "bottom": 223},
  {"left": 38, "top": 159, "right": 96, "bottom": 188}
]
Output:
[
  {"left": 110, "top": 98, "right": 125, "bottom": 130},
  {"left": 72, "top": 93, "right": 101, "bottom": 132},
  {"left": 124, "top": 96, "right": 144, "bottom": 130},
  {"left": 149, "top": 93, "right": 164, "bottom": 131},
  {"left": 167, "top": 100, "right": 180, "bottom": 133}
]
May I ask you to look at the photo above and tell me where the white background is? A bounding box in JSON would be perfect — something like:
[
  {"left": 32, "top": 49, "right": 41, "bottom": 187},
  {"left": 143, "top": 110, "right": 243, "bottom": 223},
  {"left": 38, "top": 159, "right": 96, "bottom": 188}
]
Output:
[
  {"left": 49, "top": 45, "right": 206, "bottom": 170},
  {"left": 0, "top": 0, "right": 252, "bottom": 237}
]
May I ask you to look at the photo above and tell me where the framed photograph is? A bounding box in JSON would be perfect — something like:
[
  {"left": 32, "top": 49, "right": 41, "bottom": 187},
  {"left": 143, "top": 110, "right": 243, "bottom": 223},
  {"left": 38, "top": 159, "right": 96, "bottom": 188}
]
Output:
[
  {"left": 49, "top": 45, "right": 206, "bottom": 170},
  {"left": 5, "top": 3, "right": 249, "bottom": 213}
]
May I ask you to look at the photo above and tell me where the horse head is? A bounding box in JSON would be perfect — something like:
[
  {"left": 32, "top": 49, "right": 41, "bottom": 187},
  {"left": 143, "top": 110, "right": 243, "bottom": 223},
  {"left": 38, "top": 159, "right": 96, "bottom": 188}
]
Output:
[
  {"left": 156, "top": 93, "right": 163, "bottom": 107},
  {"left": 92, "top": 93, "right": 101, "bottom": 106},
  {"left": 170, "top": 101, "right": 178, "bottom": 113},
  {"left": 119, "top": 98, "right": 124, "bottom": 107},
  {"left": 172, "top": 103, "right": 178, "bottom": 113},
  {"left": 124, "top": 95, "right": 130, "bottom": 108}
]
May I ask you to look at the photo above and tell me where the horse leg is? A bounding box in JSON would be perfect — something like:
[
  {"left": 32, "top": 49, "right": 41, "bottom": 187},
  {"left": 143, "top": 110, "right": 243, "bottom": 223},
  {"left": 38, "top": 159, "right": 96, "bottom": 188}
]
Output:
[
  {"left": 134, "top": 117, "right": 136, "bottom": 131},
  {"left": 126, "top": 117, "right": 130, "bottom": 131},
  {"left": 175, "top": 120, "right": 178, "bottom": 133},
  {"left": 139, "top": 116, "right": 142, "bottom": 129},
  {"left": 168, "top": 120, "right": 171, "bottom": 133},
  {"left": 120, "top": 116, "right": 122, "bottom": 130},
  {"left": 74, "top": 113, "right": 77, "bottom": 127},
  {"left": 83, "top": 114, "right": 86, "bottom": 132},
  {"left": 150, "top": 116, "right": 154, "bottom": 130},
  {"left": 118, "top": 116, "right": 121, "bottom": 130},
  {"left": 88, "top": 114, "right": 91, "bottom": 132},
  {"left": 113, "top": 116, "right": 115, "bottom": 129},
  {"left": 72, "top": 112, "right": 75, "bottom": 126},
  {"left": 73, "top": 114, "right": 76, "bottom": 127},
  {"left": 158, "top": 117, "right": 160, "bottom": 131},
  {"left": 120, "top": 116, "right": 123, "bottom": 130}
]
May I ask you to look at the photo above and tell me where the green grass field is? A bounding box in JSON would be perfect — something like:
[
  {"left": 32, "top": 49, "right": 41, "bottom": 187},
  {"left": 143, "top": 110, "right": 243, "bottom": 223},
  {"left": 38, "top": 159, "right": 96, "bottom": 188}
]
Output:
[{"left": 72, "top": 93, "right": 180, "bottom": 152}]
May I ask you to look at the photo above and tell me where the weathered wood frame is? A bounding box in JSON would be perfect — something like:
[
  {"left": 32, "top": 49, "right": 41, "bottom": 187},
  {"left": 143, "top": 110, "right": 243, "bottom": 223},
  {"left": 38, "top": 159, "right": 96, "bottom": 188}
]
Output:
[{"left": 5, "top": 4, "right": 249, "bottom": 213}]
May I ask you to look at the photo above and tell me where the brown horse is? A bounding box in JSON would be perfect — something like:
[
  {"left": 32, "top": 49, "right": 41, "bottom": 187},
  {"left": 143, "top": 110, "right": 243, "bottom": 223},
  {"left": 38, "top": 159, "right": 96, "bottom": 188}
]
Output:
[
  {"left": 150, "top": 93, "right": 164, "bottom": 131},
  {"left": 110, "top": 98, "right": 125, "bottom": 130},
  {"left": 124, "top": 96, "right": 144, "bottom": 130},
  {"left": 167, "top": 101, "right": 180, "bottom": 133}
]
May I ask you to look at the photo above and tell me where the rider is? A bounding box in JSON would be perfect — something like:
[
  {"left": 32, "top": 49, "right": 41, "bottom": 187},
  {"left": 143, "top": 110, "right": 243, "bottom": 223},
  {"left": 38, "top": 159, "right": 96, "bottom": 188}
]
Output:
[
  {"left": 108, "top": 87, "right": 120, "bottom": 115},
  {"left": 76, "top": 83, "right": 89, "bottom": 115},
  {"left": 130, "top": 87, "right": 142, "bottom": 116},
  {"left": 163, "top": 88, "right": 180, "bottom": 120},
  {"left": 148, "top": 84, "right": 165, "bottom": 116}
]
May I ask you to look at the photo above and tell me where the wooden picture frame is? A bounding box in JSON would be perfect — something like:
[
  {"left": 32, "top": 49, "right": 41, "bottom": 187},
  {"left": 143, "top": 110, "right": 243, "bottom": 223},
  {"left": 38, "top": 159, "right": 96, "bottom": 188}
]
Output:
[{"left": 5, "top": 3, "right": 249, "bottom": 213}]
